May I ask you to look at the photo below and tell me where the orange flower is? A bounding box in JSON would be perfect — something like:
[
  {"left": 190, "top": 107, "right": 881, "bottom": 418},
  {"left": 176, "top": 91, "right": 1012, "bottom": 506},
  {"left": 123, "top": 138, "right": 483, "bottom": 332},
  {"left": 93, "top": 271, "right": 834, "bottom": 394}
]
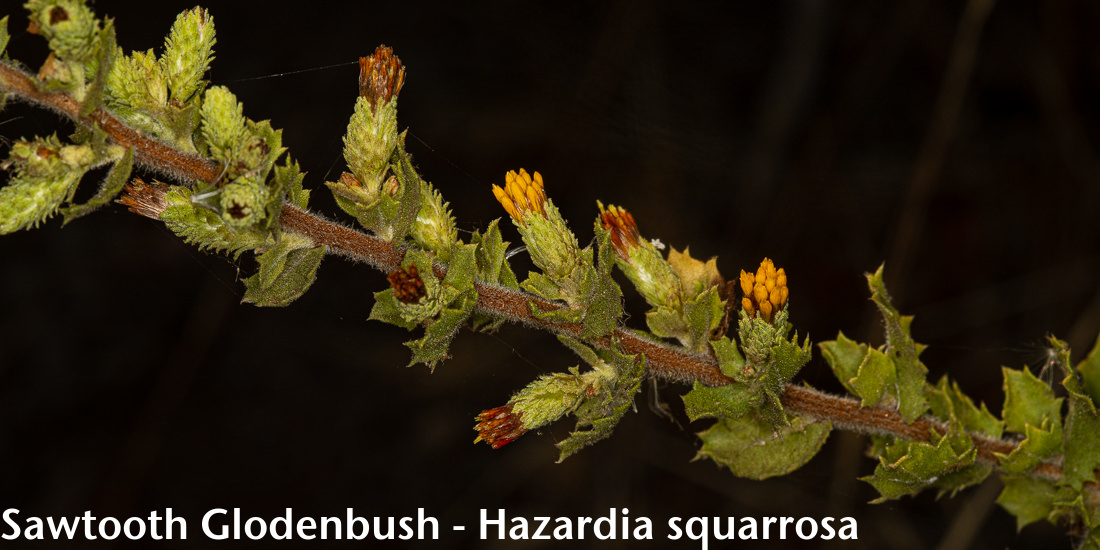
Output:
[
  {"left": 491, "top": 168, "right": 546, "bottom": 225},
  {"left": 739, "top": 258, "right": 788, "bottom": 323}
]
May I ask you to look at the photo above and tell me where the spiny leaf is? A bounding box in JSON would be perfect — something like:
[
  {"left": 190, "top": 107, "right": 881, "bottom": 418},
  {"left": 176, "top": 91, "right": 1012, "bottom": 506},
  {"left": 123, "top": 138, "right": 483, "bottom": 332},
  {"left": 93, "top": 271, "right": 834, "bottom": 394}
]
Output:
[
  {"left": 928, "top": 376, "right": 1003, "bottom": 438},
  {"left": 1002, "top": 366, "right": 1063, "bottom": 435},
  {"left": 711, "top": 335, "right": 746, "bottom": 378},
  {"left": 471, "top": 219, "right": 518, "bottom": 289},
  {"left": 863, "top": 430, "right": 977, "bottom": 502},
  {"left": 866, "top": 265, "right": 929, "bottom": 423},
  {"left": 79, "top": 20, "right": 115, "bottom": 117},
  {"left": 557, "top": 342, "right": 644, "bottom": 461},
  {"left": 696, "top": 412, "right": 830, "bottom": 480},
  {"left": 682, "top": 285, "right": 724, "bottom": 354},
  {"left": 1057, "top": 337, "right": 1100, "bottom": 490},
  {"left": 1077, "top": 332, "right": 1100, "bottom": 406},
  {"left": 996, "top": 475, "right": 1069, "bottom": 531},
  {"left": 389, "top": 142, "right": 424, "bottom": 244},
  {"left": 579, "top": 226, "right": 622, "bottom": 339},
  {"left": 849, "top": 347, "right": 895, "bottom": 408},
  {"left": 819, "top": 332, "right": 868, "bottom": 395},
  {"left": 995, "top": 420, "right": 1062, "bottom": 475}
]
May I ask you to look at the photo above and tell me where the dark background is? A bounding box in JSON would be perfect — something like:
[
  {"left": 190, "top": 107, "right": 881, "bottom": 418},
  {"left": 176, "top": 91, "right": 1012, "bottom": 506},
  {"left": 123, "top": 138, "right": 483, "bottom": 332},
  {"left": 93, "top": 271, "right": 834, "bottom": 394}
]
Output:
[{"left": 2, "top": 0, "right": 1098, "bottom": 547}]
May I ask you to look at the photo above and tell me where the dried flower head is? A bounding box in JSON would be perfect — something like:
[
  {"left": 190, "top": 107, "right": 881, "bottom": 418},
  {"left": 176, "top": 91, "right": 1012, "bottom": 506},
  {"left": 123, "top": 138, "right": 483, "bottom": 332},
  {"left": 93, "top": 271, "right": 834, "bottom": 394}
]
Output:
[
  {"left": 359, "top": 45, "right": 406, "bottom": 112},
  {"left": 117, "top": 178, "right": 170, "bottom": 220},
  {"left": 598, "top": 202, "right": 641, "bottom": 261},
  {"left": 473, "top": 405, "right": 528, "bottom": 449},
  {"left": 739, "top": 258, "right": 788, "bottom": 323},
  {"left": 491, "top": 168, "right": 546, "bottom": 225},
  {"left": 388, "top": 264, "right": 426, "bottom": 304}
]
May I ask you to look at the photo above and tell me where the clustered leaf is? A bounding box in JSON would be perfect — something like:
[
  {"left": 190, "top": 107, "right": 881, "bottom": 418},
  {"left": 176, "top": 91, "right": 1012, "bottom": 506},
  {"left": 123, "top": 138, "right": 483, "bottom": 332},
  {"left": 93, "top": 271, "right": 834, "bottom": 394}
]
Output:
[
  {"left": 862, "top": 429, "right": 982, "bottom": 502},
  {"left": 556, "top": 338, "right": 646, "bottom": 461},
  {"left": 369, "top": 247, "right": 477, "bottom": 369}
]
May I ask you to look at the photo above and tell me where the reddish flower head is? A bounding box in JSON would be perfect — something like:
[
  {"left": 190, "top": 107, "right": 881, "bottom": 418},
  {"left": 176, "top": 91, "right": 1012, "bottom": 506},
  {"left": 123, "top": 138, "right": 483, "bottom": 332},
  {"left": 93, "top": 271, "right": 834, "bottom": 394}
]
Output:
[
  {"left": 388, "top": 264, "right": 426, "bottom": 304},
  {"left": 598, "top": 202, "right": 641, "bottom": 261},
  {"left": 473, "top": 405, "right": 528, "bottom": 449},
  {"left": 359, "top": 45, "right": 406, "bottom": 112}
]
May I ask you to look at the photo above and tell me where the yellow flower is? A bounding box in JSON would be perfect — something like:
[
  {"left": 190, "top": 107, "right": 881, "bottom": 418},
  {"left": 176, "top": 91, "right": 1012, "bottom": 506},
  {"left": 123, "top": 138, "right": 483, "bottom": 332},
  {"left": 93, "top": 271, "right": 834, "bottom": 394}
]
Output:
[
  {"left": 739, "top": 258, "right": 788, "bottom": 323},
  {"left": 492, "top": 168, "right": 546, "bottom": 225}
]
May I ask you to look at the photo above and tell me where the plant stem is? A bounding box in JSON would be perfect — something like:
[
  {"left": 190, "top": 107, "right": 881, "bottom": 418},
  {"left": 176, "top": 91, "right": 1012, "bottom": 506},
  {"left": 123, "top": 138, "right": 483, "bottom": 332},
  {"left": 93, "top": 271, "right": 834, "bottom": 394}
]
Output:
[{"left": 0, "top": 59, "right": 1081, "bottom": 488}]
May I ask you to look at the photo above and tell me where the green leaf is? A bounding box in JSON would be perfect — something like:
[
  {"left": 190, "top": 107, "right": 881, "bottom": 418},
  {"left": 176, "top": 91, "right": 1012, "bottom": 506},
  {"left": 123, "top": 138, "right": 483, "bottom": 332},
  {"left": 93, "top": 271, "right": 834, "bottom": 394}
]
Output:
[
  {"left": 645, "top": 305, "right": 690, "bottom": 344},
  {"left": 863, "top": 430, "right": 977, "bottom": 502},
  {"left": 695, "top": 412, "right": 830, "bottom": 480},
  {"left": 1060, "top": 348, "right": 1100, "bottom": 489},
  {"left": 272, "top": 158, "right": 309, "bottom": 209},
  {"left": 579, "top": 228, "right": 622, "bottom": 339},
  {"left": 241, "top": 240, "right": 324, "bottom": 307},
  {"left": 79, "top": 20, "right": 116, "bottom": 117},
  {"left": 682, "top": 381, "right": 756, "bottom": 421},
  {"left": 0, "top": 16, "right": 9, "bottom": 56},
  {"left": 389, "top": 143, "right": 424, "bottom": 244},
  {"left": 682, "top": 285, "right": 724, "bottom": 354},
  {"left": 760, "top": 331, "right": 813, "bottom": 417},
  {"left": 866, "top": 265, "right": 929, "bottom": 423},
  {"left": 849, "top": 347, "right": 896, "bottom": 408},
  {"left": 405, "top": 302, "right": 472, "bottom": 368},
  {"left": 557, "top": 343, "right": 645, "bottom": 461},
  {"left": 997, "top": 475, "right": 1068, "bottom": 531},
  {"left": 819, "top": 332, "right": 868, "bottom": 395},
  {"left": 472, "top": 219, "right": 519, "bottom": 289},
  {"left": 1002, "top": 366, "right": 1063, "bottom": 434},
  {"left": 1077, "top": 332, "right": 1100, "bottom": 406},
  {"left": 996, "top": 420, "right": 1062, "bottom": 474},
  {"left": 928, "top": 376, "right": 1003, "bottom": 438},
  {"left": 711, "top": 336, "right": 746, "bottom": 378},
  {"left": 61, "top": 146, "right": 132, "bottom": 224}
]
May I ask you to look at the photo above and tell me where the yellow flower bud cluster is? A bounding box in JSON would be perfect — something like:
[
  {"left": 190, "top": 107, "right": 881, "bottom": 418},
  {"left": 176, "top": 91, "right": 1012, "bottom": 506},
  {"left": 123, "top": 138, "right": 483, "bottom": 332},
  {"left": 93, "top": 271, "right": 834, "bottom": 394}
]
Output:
[
  {"left": 739, "top": 258, "right": 788, "bottom": 323},
  {"left": 492, "top": 168, "right": 546, "bottom": 225}
]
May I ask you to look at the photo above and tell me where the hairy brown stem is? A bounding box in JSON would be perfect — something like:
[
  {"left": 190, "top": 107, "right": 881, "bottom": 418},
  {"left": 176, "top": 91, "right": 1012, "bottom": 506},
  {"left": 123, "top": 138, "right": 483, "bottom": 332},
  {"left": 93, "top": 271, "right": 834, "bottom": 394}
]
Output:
[{"left": 1, "top": 59, "right": 1080, "bottom": 487}]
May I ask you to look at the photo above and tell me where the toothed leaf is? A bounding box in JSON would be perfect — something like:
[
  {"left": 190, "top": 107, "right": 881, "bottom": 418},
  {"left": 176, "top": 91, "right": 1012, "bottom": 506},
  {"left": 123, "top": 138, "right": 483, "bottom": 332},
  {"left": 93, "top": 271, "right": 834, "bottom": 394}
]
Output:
[{"left": 696, "top": 412, "right": 830, "bottom": 480}]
